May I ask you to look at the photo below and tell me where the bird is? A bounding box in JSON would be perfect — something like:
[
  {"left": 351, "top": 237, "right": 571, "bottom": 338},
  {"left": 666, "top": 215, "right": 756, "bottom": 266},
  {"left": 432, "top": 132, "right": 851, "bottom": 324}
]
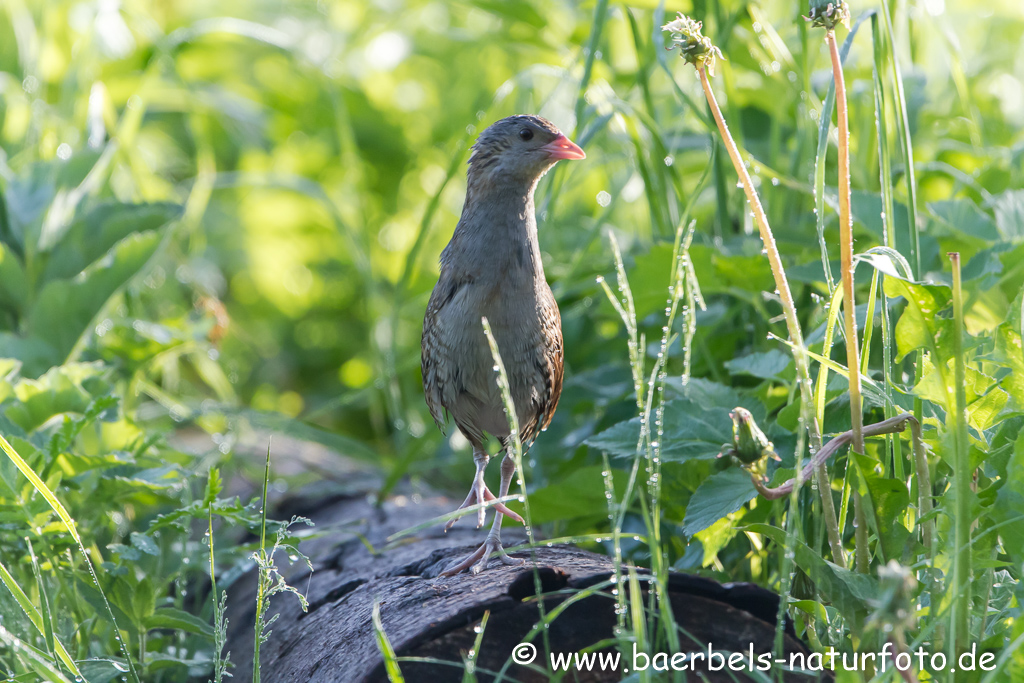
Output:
[{"left": 421, "top": 115, "right": 585, "bottom": 576}]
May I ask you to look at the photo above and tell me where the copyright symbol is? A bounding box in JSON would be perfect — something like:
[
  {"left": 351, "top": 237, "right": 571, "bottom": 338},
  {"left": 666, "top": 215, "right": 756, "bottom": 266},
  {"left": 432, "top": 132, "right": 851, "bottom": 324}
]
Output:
[{"left": 512, "top": 642, "right": 537, "bottom": 665}]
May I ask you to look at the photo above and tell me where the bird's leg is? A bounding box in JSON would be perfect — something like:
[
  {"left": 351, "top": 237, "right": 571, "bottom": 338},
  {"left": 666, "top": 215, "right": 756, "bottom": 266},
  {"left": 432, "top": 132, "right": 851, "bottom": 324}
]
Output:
[
  {"left": 475, "top": 453, "right": 525, "bottom": 572},
  {"left": 444, "top": 448, "right": 523, "bottom": 532},
  {"left": 441, "top": 452, "right": 525, "bottom": 576}
]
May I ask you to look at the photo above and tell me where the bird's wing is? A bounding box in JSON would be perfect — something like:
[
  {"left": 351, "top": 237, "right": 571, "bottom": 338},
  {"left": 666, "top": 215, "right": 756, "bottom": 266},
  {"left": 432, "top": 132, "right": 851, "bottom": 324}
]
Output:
[
  {"left": 523, "top": 289, "right": 564, "bottom": 447},
  {"left": 421, "top": 271, "right": 462, "bottom": 433}
]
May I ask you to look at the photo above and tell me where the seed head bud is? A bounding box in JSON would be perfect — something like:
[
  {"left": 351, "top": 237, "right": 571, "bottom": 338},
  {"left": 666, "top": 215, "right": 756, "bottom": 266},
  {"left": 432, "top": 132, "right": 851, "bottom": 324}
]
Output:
[
  {"left": 806, "top": 0, "right": 851, "bottom": 31},
  {"left": 662, "top": 14, "right": 725, "bottom": 76}
]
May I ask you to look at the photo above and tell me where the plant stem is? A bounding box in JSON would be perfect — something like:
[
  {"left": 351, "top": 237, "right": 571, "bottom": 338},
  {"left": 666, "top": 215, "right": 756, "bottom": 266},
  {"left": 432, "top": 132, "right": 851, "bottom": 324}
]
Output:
[
  {"left": 752, "top": 412, "right": 918, "bottom": 500},
  {"left": 949, "top": 252, "right": 971, "bottom": 655},
  {"left": 826, "top": 29, "right": 869, "bottom": 574},
  {"left": 697, "top": 65, "right": 844, "bottom": 568}
]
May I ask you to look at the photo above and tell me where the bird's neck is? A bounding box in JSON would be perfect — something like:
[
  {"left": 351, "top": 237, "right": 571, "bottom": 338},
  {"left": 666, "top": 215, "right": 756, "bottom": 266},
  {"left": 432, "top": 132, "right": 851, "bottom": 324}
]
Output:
[{"left": 452, "top": 177, "right": 544, "bottom": 277}]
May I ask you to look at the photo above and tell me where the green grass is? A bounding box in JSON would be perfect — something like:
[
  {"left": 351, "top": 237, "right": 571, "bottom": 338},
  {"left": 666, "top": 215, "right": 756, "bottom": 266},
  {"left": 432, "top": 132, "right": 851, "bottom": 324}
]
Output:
[{"left": 1, "top": 0, "right": 1024, "bottom": 681}]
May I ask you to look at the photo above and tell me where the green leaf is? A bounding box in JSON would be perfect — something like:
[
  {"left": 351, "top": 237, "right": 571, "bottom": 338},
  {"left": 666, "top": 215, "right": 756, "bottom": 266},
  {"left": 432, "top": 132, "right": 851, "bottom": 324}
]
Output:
[
  {"left": 850, "top": 452, "right": 912, "bottom": 562},
  {"left": 993, "top": 324, "right": 1024, "bottom": 410},
  {"left": 144, "top": 606, "right": 215, "bottom": 637},
  {"left": 747, "top": 523, "right": 874, "bottom": 631},
  {"left": 0, "top": 242, "right": 28, "bottom": 315},
  {"left": 929, "top": 199, "right": 1000, "bottom": 241},
  {"left": 992, "top": 189, "right": 1024, "bottom": 242},
  {"left": 130, "top": 532, "right": 159, "bottom": 557},
  {"left": 724, "top": 349, "right": 793, "bottom": 381},
  {"left": 0, "top": 334, "right": 60, "bottom": 373},
  {"left": 587, "top": 380, "right": 762, "bottom": 463},
  {"left": 993, "top": 434, "right": 1024, "bottom": 562},
  {"left": 27, "top": 231, "right": 165, "bottom": 369},
  {"left": 4, "top": 362, "right": 107, "bottom": 432},
  {"left": 42, "top": 202, "right": 180, "bottom": 282},
  {"left": 520, "top": 465, "right": 627, "bottom": 524},
  {"left": 883, "top": 277, "right": 954, "bottom": 365},
  {"left": 681, "top": 468, "right": 756, "bottom": 536}
]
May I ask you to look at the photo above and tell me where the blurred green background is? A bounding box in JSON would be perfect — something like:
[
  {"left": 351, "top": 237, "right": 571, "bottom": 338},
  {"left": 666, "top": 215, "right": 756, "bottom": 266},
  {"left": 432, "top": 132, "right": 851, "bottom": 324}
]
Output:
[
  {"left": 3, "top": 0, "right": 1023, "bottom": 528},
  {"left": 2, "top": 0, "right": 1024, "bottom": 677},
  {"left": 3, "top": 0, "right": 1024, "bottom": 548}
]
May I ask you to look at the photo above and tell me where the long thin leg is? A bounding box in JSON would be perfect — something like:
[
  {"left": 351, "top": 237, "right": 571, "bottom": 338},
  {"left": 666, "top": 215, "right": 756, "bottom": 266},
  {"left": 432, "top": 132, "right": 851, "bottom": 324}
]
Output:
[
  {"left": 444, "top": 447, "right": 523, "bottom": 532},
  {"left": 471, "top": 449, "right": 489, "bottom": 528},
  {"left": 477, "top": 453, "right": 525, "bottom": 570},
  {"left": 441, "top": 452, "right": 524, "bottom": 576}
]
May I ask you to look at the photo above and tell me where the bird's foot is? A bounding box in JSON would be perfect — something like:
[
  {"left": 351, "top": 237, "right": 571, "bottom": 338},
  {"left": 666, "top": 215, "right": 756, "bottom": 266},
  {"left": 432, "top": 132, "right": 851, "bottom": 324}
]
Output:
[
  {"left": 439, "top": 535, "right": 524, "bottom": 577},
  {"left": 444, "top": 485, "right": 524, "bottom": 532}
]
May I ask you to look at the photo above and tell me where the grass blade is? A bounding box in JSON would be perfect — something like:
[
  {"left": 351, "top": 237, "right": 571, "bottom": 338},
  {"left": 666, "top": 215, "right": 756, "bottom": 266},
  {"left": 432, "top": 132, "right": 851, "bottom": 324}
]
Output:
[
  {"left": 0, "top": 433, "right": 139, "bottom": 682},
  {"left": 372, "top": 601, "right": 406, "bottom": 683},
  {"left": 0, "top": 558, "right": 82, "bottom": 678}
]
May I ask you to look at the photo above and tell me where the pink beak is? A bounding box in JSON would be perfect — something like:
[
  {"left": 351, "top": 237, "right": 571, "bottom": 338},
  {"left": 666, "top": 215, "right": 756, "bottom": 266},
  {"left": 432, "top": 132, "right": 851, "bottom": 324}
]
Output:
[{"left": 540, "top": 134, "right": 586, "bottom": 161}]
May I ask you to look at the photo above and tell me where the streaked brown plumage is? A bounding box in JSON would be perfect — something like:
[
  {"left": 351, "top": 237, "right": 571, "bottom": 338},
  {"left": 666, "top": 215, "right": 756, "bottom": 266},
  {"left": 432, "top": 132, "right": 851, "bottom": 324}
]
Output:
[{"left": 421, "top": 115, "right": 584, "bottom": 575}]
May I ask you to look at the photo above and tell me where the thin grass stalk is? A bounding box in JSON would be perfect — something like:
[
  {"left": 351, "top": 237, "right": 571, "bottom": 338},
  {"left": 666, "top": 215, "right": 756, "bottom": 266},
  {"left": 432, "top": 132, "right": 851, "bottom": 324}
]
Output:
[
  {"left": 372, "top": 601, "right": 406, "bottom": 683},
  {"left": 461, "top": 610, "right": 489, "bottom": 682},
  {"left": 825, "top": 28, "right": 869, "bottom": 574},
  {"left": 811, "top": 12, "right": 873, "bottom": 296},
  {"left": 24, "top": 538, "right": 56, "bottom": 668},
  {"left": 879, "top": 3, "right": 927, "bottom": 509},
  {"left": 0, "top": 559, "right": 81, "bottom": 678},
  {"left": 253, "top": 443, "right": 272, "bottom": 683},
  {"left": 948, "top": 253, "right": 971, "bottom": 656},
  {"left": 598, "top": 232, "right": 662, "bottom": 642},
  {"left": 879, "top": 0, "right": 921, "bottom": 278},
  {"left": 208, "top": 489, "right": 229, "bottom": 682},
  {"left": 860, "top": 270, "right": 878, "bottom": 377},
  {"left": 775, "top": 418, "right": 807, "bottom": 660},
  {"left": 909, "top": 418, "right": 932, "bottom": 553},
  {"left": 645, "top": 221, "right": 696, "bottom": 657},
  {"left": 695, "top": 64, "right": 844, "bottom": 567},
  {"left": 480, "top": 317, "right": 550, "bottom": 667},
  {"left": 574, "top": 0, "right": 608, "bottom": 130},
  {"left": 0, "top": 622, "right": 73, "bottom": 683},
  {"left": 870, "top": 13, "right": 906, "bottom": 488}
]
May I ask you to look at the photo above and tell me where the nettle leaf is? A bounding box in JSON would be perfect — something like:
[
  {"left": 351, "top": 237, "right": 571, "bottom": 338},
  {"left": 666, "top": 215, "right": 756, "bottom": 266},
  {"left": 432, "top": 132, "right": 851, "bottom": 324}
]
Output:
[
  {"left": 587, "top": 379, "right": 762, "bottom": 462},
  {"left": 130, "top": 531, "right": 160, "bottom": 556},
  {"left": 724, "top": 349, "right": 793, "bottom": 381},
  {"left": 517, "top": 465, "right": 627, "bottom": 524},
  {"left": 27, "top": 230, "right": 165, "bottom": 370},
  {"left": 884, "top": 277, "right": 954, "bottom": 365},
  {"left": 681, "top": 468, "right": 756, "bottom": 536}
]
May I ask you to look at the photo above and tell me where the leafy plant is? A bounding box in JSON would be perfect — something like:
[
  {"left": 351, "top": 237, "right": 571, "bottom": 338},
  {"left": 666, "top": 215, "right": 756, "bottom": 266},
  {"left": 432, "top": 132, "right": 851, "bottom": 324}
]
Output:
[{"left": 0, "top": 155, "right": 180, "bottom": 376}]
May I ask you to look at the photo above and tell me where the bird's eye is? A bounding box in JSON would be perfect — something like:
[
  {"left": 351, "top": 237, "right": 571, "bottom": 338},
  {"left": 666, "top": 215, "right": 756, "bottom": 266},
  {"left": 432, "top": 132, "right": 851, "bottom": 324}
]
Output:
[{"left": 519, "top": 128, "right": 534, "bottom": 141}]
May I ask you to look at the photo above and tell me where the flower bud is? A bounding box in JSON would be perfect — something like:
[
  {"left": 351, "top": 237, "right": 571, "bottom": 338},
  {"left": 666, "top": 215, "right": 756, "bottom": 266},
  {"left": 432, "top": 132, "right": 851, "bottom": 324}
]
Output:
[
  {"left": 806, "top": 0, "right": 851, "bottom": 31},
  {"left": 661, "top": 14, "right": 725, "bottom": 76}
]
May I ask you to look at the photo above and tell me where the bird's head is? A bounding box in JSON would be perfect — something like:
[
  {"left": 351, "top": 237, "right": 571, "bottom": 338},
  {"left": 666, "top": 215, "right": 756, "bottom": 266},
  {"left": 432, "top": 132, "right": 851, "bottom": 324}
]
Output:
[{"left": 467, "top": 115, "right": 585, "bottom": 191}]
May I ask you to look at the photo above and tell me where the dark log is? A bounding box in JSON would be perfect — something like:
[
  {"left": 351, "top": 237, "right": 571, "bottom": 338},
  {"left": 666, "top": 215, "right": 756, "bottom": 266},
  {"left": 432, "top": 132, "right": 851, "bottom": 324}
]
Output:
[{"left": 224, "top": 490, "right": 831, "bottom": 682}]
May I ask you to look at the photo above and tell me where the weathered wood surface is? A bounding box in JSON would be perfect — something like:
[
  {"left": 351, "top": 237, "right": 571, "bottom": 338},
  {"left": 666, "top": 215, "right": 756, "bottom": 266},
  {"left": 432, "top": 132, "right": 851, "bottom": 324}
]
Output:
[{"left": 224, "top": 490, "right": 830, "bottom": 682}]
